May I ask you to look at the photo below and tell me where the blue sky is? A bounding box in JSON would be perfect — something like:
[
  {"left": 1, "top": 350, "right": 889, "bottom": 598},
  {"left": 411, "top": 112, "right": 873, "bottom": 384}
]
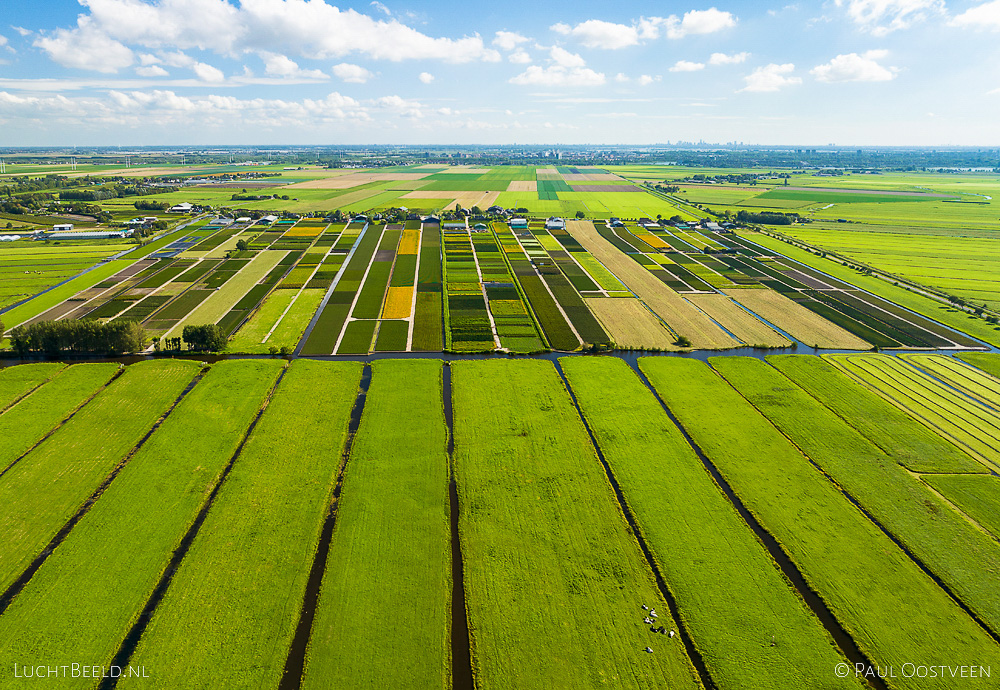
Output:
[{"left": 0, "top": 0, "right": 998, "bottom": 146}]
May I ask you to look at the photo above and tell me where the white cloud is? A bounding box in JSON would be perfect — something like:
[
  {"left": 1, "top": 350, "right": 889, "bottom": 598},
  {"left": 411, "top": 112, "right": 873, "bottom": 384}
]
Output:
[
  {"left": 551, "top": 18, "right": 642, "bottom": 49},
  {"left": 263, "top": 52, "right": 329, "bottom": 79},
  {"left": 810, "top": 49, "right": 897, "bottom": 82},
  {"left": 739, "top": 63, "right": 802, "bottom": 92},
  {"left": 950, "top": 0, "right": 1000, "bottom": 30},
  {"left": 670, "top": 60, "right": 705, "bottom": 72},
  {"left": 664, "top": 8, "right": 737, "bottom": 38},
  {"left": 614, "top": 72, "right": 629, "bottom": 82},
  {"left": 418, "top": 71, "right": 434, "bottom": 83},
  {"left": 376, "top": 94, "right": 424, "bottom": 117},
  {"left": 709, "top": 51, "right": 749, "bottom": 65},
  {"left": 493, "top": 30, "right": 529, "bottom": 51},
  {"left": 835, "top": 0, "right": 944, "bottom": 35},
  {"left": 192, "top": 62, "right": 225, "bottom": 82},
  {"left": 35, "top": 0, "right": 502, "bottom": 70},
  {"left": 331, "top": 62, "right": 372, "bottom": 83},
  {"left": 508, "top": 50, "right": 531, "bottom": 64},
  {"left": 135, "top": 64, "right": 169, "bottom": 77},
  {"left": 549, "top": 46, "right": 585, "bottom": 68},
  {"left": 370, "top": 1, "right": 390, "bottom": 16},
  {"left": 509, "top": 65, "right": 606, "bottom": 87},
  {"left": 11, "top": 26, "right": 32, "bottom": 37},
  {"left": 34, "top": 18, "right": 134, "bottom": 73},
  {"left": 638, "top": 74, "right": 662, "bottom": 85}
]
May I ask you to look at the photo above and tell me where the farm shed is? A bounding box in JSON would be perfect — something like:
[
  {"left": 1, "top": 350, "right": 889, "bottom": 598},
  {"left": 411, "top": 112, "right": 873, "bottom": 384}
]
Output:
[
  {"left": 510, "top": 218, "right": 528, "bottom": 229},
  {"left": 545, "top": 217, "right": 566, "bottom": 230},
  {"left": 169, "top": 202, "right": 193, "bottom": 213},
  {"left": 52, "top": 223, "right": 74, "bottom": 231}
]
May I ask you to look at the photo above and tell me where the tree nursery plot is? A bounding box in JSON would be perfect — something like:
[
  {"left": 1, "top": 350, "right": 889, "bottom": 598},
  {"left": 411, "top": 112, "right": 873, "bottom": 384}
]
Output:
[
  {"left": 640, "top": 357, "right": 1000, "bottom": 690},
  {"left": 560, "top": 357, "right": 862, "bottom": 690},
  {"left": 118, "top": 360, "right": 362, "bottom": 690},
  {"left": 451, "top": 359, "right": 700, "bottom": 690},
  {"left": 0, "top": 360, "right": 283, "bottom": 678},
  {"left": 302, "top": 360, "right": 450, "bottom": 689}
]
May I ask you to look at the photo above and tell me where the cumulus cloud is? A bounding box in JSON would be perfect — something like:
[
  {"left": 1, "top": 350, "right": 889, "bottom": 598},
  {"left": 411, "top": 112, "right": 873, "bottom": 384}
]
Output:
[
  {"left": 192, "top": 62, "right": 225, "bottom": 82},
  {"left": 549, "top": 46, "right": 586, "bottom": 68},
  {"left": 135, "top": 64, "right": 169, "bottom": 77},
  {"left": 950, "top": 0, "right": 1000, "bottom": 30},
  {"left": 810, "top": 49, "right": 897, "bottom": 82},
  {"left": 509, "top": 51, "right": 606, "bottom": 88},
  {"left": 331, "top": 62, "right": 372, "bottom": 83},
  {"left": 418, "top": 71, "right": 434, "bottom": 83},
  {"left": 835, "top": 0, "right": 944, "bottom": 35},
  {"left": 493, "top": 30, "right": 529, "bottom": 51},
  {"left": 709, "top": 51, "right": 749, "bottom": 65},
  {"left": 614, "top": 72, "right": 629, "bottom": 82},
  {"left": 263, "top": 52, "right": 329, "bottom": 79},
  {"left": 35, "top": 0, "right": 502, "bottom": 73},
  {"left": 550, "top": 9, "right": 735, "bottom": 49},
  {"left": 376, "top": 94, "right": 424, "bottom": 117},
  {"left": 34, "top": 18, "right": 134, "bottom": 73},
  {"left": 739, "top": 63, "right": 802, "bottom": 92},
  {"left": 508, "top": 50, "right": 531, "bottom": 64},
  {"left": 670, "top": 60, "right": 705, "bottom": 72},
  {"left": 638, "top": 74, "right": 661, "bottom": 85}
]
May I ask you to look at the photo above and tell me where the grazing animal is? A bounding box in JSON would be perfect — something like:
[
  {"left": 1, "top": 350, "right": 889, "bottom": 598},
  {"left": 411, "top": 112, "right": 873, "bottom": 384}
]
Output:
[
  {"left": 644, "top": 647, "right": 653, "bottom": 654},
  {"left": 642, "top": 605, "right": 649, "bottom": 611},
  {"left": 669, "top": 630, "right": 676, "bottom": 638}
]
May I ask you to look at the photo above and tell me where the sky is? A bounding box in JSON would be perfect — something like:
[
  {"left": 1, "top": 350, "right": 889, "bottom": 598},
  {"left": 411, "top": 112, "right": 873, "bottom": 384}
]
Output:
[{"left": 0, "top": 0, "right": 999, "bottom": 146}]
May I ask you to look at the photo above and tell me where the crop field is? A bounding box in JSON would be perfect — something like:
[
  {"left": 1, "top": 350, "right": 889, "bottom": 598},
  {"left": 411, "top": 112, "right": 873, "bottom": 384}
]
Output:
[
  {"left": 958, "top": 352, "right": 1000, "bottom": 378},
  {"left": 641, "top": 357, "right": 1000, "bottom": 689}
]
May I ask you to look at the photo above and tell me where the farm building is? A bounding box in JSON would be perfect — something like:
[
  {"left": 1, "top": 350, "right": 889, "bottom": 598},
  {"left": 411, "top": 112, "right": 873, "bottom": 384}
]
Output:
[
  {"left": 259, "top": 215, "right": 278, "bottom": 225},
  {"left": 443, "top": 221, "right": 466, "bottom": 230},
  {"left": 169, "top": 202, "right": 193, "bottom": 213},
  {"left": 473, "top": 223, "right": 488, "bottom": 231},
  {"left": 545, "top": 217, "right": 566, "bottom": 230},
  {"left": 52, "top": 223, "right": 74, "bottom": 231},
  {"left": 0, "top": 235, "right": 21, "bottom": 242},
  {"left": 706, "top": 222, "right": 723, "bottom": 231},
  {"left": 423, "top": 215, "right": 441, "bottom": 224},
  {"left": 43, "top": 229, "right": 133, "bottom": 240},
  {"left": 510, "top": 218, "right": 528, "bottom": 229}
]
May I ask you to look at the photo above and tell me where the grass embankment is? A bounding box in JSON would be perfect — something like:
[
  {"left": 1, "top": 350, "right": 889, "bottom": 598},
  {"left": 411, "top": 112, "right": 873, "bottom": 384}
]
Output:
[
  {"left": 302, "top": 360, "right": 450, "bottom": 688},
  {"left": 560, "top": 357, "right": 861, "bottom": 690},
  {"left": 640, "top": 357, "right": 1000, "bottom": 690},
  {"left": 452, "top": 359, "right": 700, "bottom": 690},
  {"left": 0, "top": 363, "right": 119, "bottom": 473},
  {"left": 119, "top": 360, "right": 362, "bottom": 689},
  {"left": 829, "top": 354, "right": 1000, "bottom": 471},
  {"left": 0, "top": 363, "right": 64, "bottom": 410},
  {"left": 713, "top": 356, "right": 1000, "bottom": 638},
  {"left": 0, "top": 360, "right": 283, "bottom": 676},
  {"left": 0, "top": 359, "right": 201, "bottom": 592}
]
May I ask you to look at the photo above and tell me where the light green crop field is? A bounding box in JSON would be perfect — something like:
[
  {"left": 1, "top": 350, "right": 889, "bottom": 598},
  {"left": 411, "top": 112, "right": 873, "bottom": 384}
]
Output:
[
  {"left": 0, "top": 359, "right": 200, "bottom": 593},
  {"left": 829, "top": 354, "right": 1000, "bottom": 472},
  {"left": 0, "top": 363, "right": 119, "bottom": 473},
  {"left": 303, "top": 360, "right": 450, "bottom": 689},
  {"left": 641, "top": 357, "right": 1000, "bottom": 689},
  {"left": 119, "top": 360, "right": 362, "bottom": 690},
  {"left": 767, "top": 354, "right": 984, "bottom": 474},
  {"left": 0, "top": 360, "right": 283, "bottom": 677},
  {"left": 560, "top": 357, "right": 861, "bottom": 690},
  {"left": 957, "top": 352, "right": 1000, "bottom": 379},
  {"left": 712, "top": 356, "right": 1000, "bottom": 637},
  {"left": 0, "top": 243, "right": 126, "bottom": 310},
  {"left": 452, "top": 359, "right": 700, "bottom": 690},
  {"left": 0, "top": 362, "right": 64, "bottom": 410},
  {"left": 899, "top": 354, "right": 1000, "bottom": 409}
]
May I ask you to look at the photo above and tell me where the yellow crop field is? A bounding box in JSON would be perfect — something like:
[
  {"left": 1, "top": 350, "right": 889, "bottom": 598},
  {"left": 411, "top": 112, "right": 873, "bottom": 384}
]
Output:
[{"left": 381, "top": 286, "right": 414, "bottom": 319}]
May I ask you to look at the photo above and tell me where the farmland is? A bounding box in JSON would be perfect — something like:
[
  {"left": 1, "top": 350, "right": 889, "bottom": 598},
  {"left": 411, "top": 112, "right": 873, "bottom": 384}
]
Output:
[{"left": 2, "top": 158, "right": 1000, "bottom": 688}]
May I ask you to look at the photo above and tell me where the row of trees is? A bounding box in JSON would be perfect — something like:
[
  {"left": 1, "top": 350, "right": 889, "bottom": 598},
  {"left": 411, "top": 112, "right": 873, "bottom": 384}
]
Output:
[{"left": 8, "top": 319, "right": 146, "bottom": 355}]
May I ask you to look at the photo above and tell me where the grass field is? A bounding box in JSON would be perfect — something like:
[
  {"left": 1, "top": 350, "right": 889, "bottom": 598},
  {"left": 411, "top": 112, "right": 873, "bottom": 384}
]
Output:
[
  {"left": 957, "top": 353, "right": 1000, "bottom": 379},
  {"left": 0, "top": 242, "right": 126, "bottom": 310},
  {"left": 0, "top": 360, "right": 283, "bottom": 676},
  {"left": 303, "top": 360, "right": 450, "bottom": 689},
  {"left": 922, "top": 474, "right": 1000, "bottom": 540},
  {"left": 561, "top": 357, "right": 861, "bottom": 689},
  {"left": 0, "top": 362, "right": 64, "bottom": 411},
  {"left": 452, "top": 359, "right": 700, "bottom": 690},
  {"left": 584, "top": 297, "right": 677, "bottom": 349},
  {"left": 641, "top": 357, "right": 1000, "bottom": 689},
  {"left": 712, "top": 356, "right": 1000, "bottom": 636},
  {"left": 0, "top": 359, "right": 200, "bottom": 593},
  {"left": 119, "top": 360, "right": 362, "bottom": 689},
  {"left": 0, "top": 363, "right": 119, "bottom": 473}
]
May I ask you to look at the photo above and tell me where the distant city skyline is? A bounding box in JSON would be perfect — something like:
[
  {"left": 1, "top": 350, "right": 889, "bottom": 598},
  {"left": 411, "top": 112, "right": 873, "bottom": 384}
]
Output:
[{"left": 0, "top": 0, "right": 998, "bottom": 146}]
